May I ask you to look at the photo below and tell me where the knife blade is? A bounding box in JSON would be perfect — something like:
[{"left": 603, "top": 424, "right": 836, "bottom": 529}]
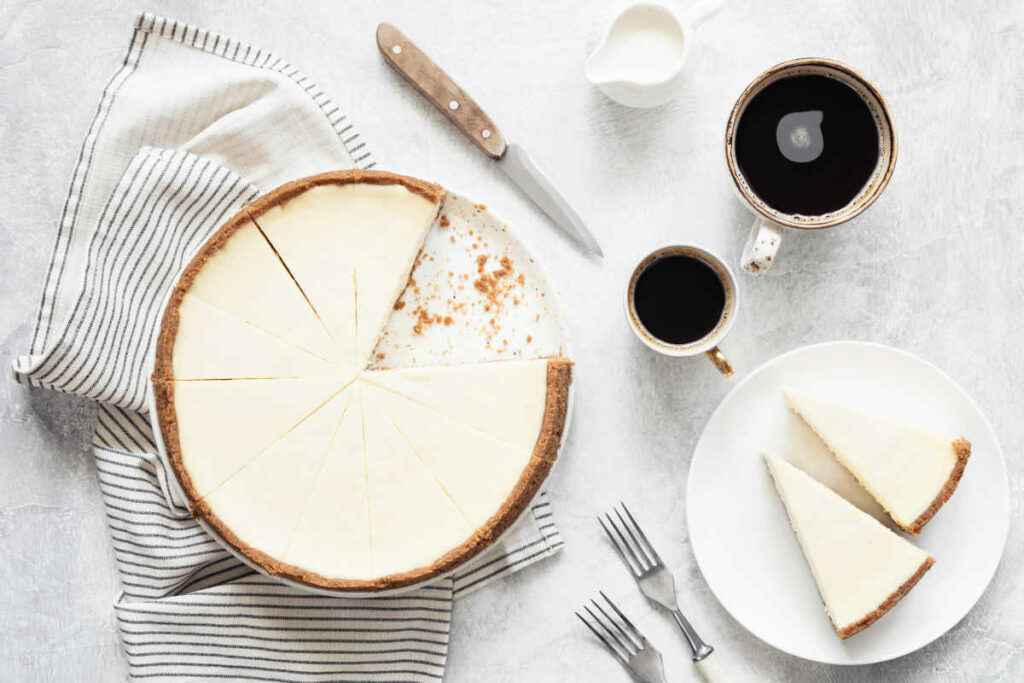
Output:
[{"left": 376, "top": 22, "right": 603, "bottom": 257}]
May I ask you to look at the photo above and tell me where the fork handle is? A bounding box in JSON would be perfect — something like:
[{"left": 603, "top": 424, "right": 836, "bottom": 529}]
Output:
[
  {"left": 670, "top": 609, "right": 713, "bottom": 661},
  {"left": 694, "top": 648, "right": 754, "bottom": 682}
]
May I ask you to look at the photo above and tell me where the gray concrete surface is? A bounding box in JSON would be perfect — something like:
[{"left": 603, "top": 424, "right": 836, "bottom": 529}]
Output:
[{"left": 1, "top": 1, "right": 1021, "bottom": 680}]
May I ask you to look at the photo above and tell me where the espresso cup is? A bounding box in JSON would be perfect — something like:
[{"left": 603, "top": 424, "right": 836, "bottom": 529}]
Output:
[
  {"left": 725, "top": 58, "right": 897, "bottom": 274},
  {"left": 626, "top": 245, "right": 738, "bottom": 376}
]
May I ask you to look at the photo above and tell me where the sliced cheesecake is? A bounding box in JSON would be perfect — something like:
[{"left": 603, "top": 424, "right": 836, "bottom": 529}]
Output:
[
  {"left": 764, "top": 455, "right": 934, "bottom": 639},
  {"left": 176, "top": 212, "right": 338, "bottom": 363},
  {"left": 152, "top": 170, "right": 573, "bottom": 592},
  {"left": 246, "top": 172, "right": 443, "bottom": 366},
  {"left": 785, "top": 388, "right": 970, "bottom": 534}
]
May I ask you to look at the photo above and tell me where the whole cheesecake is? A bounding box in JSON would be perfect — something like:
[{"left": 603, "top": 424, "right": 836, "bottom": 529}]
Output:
[{"left": 152, "top": 170, "right": 572, "bottom": 592}]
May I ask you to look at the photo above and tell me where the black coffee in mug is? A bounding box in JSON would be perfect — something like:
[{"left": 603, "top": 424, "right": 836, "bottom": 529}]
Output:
[
  {"left": 735, "top": 74, "right": 879, "bottom": 216},
  {"left": 632, "top": 254, "right": 725, "bottom": 345}
]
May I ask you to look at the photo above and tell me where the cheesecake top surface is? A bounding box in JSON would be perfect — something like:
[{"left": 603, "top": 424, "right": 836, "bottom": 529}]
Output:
[
  {"left": 765, "top": 454, "right": 933, "bottom": 638},
  {"left": 152, "top": 170, "right": 572, "bottom": 592}
]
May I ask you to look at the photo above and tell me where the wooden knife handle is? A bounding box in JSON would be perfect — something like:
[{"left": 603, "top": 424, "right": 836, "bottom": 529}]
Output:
[{"left": 376, "top": 23, "right": 507, "bottom": 159}]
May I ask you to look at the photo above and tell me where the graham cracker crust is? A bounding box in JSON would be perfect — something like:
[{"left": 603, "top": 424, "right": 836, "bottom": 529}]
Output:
[
  {"left": 905, "top": 437, "right": 971, "bottom": 534},
  {"left": 243, "top": 169, "right": 444, "bottom": 222},
  {"left": 836, "top": 555, "right": 935, "bottom": 639}
]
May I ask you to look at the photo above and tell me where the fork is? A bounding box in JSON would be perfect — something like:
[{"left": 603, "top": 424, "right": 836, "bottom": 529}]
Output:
[
  {"left": 600, "top": 502, "right": 746, "bottom": 681},
  {"left": 576, "top": 591, "right": 668, "bottom": 683}
]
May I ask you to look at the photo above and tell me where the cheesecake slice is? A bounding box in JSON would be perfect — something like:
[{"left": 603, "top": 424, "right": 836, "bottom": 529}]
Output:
[
  {"left": 363, "top": 381, "right": 540, "bottom": 528},
  {"left": 283, "top": 387, "right": 373, "bottom": 582},
  {"left": 178, "top": 213, "right": 337, "bottom": 363},
  {"left": 364, "top": 359, "right": 571, "bottom": 450},
  {"left": 155, "top": 376, "right": 349, "bottom": 498},
  {"left": 785, "top": 388, "right": 971, "bottom": 533},
  {"left": 198, "top": 389, "right": 352, "bottom": 564},
  {"left": 363, "top": 400, "right": 473, "bottom": 581},
  {"left": 246, "top": 172, "right": 443, "bottom": 366},
  {"left": 764, "top": 455, "right": 934, "bottom": 639},
  {"left": 156, "top": 294, "right": 335, "bottom": 380}
]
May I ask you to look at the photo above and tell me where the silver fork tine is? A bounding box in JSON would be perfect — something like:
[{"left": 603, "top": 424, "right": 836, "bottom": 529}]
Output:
[
  {"left": 604, "top": 512, "right": 650, "bottom": 573},
  {"left": 583, "top": 604, "right": 635, "bottom": 657},
  {"left": 590, "top": 598, "right": 641, "bottom": 652},
  {"left": 598, "top": 515, "right": 644, "bottom": 577},
  {"left": 600, "top": 590, "right": 644, "bottom": 645},
  {"left": 575, "top": 611, "right": 629, "bottom": 665},
  {"left": 614, "top": 506, "right": 658, "bottom": 569},
  {"left": 620, "top": 502, "right": 664, "bottom": 566}
]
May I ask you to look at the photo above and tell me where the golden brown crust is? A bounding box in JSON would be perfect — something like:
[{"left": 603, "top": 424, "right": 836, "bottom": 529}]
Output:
[
  {"left": 904, "top": 437, "right": 971, "bottom": 534},
  {"left": 192, "top": 358, "right": 572, "bottom": 592},
  {"left": 152, "top": 378, "right": 205, "bottom": 510},
  {"left": 243, "top": 169, "right": 444, "bottom": 222},
  {"left": 151, "top": 209, "right": 260, "bottom": 382},
  {"left": 836, "top": 555, "right": 935, "bottom": 639}
]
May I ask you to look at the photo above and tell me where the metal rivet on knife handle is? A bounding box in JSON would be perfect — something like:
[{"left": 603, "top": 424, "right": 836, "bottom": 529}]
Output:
[{"left": 375, "top": 22, "right": 508, "bottom": 159}]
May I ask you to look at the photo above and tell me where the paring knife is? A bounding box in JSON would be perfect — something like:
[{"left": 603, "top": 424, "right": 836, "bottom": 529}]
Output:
[{"left": 376, "top": 23, "right": 603, "bottom": 258}]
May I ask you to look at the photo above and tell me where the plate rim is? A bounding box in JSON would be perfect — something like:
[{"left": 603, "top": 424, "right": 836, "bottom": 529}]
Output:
[{"left": 685, "top": 339, "right": 1010, "bottom": 665}]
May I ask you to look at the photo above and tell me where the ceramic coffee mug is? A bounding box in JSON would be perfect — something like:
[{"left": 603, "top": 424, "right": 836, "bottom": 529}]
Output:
[
  {"left": 626, "top": 244, "right": 737, "bottom": 376},
  {"left": 725, "top": 58, "right": 897, "bottom": 274}
]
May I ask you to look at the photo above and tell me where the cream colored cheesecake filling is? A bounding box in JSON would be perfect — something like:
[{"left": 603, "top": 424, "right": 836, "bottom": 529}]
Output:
[
  {"left": 363, "top": 359, "right": 550, "bottom": 450},
  {"left": 362, "top": 381, "right": 533, "bottom": 527},
  {"left": 283, "top": 387, "right": 373, "bottom": 580},
  {"left": 167, "top": 376, "right": 350, "bottom": 498},
  {"left": 200, "top": 389, "right": 353, "bottom": 559},
  {"left": 171, "top": 294, "right": 337, "bottom": 379},
  {"left": 765, "top": 455, "right": 933, "bottom": 636},
  {"left": 784, "top": 389, "right": 964, "bottom": 530},
  {"left": 362, "top": 392, "right": 473, "bottom": 578},
  {"left": 251, "top": 183, "right": 440, "bottom": 367},
  {"left": 185, "top": 217, "right": 338, "bottom": 363}
]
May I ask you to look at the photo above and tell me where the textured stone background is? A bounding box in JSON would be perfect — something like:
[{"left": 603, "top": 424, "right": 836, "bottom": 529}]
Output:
[{"left": 1, "top": 1, "right": 1021, "bottom": 680}]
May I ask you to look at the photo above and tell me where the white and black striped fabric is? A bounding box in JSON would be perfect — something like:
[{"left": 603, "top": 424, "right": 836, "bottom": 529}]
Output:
[{"left": 13, "top": 14, "right": 563, "bottom": 681}]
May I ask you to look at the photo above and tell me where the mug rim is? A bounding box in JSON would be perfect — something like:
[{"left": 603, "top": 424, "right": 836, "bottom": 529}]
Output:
[
  {"left": 625, "top": 244, "right": 739, "bottom": 357},
  {"left": 724, "top": 57, "right": 898, "bottom": 231}
]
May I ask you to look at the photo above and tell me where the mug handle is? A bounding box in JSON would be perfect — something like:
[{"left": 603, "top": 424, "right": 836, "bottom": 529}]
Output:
[
  {"left": 706, "top": 347, "right": 734, "bottom": 377},
  {"left": 740, "top": 215, "right": 783, "bottom": 274}
]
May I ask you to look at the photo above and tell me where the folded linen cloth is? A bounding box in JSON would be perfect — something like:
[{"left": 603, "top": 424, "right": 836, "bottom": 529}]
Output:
[{"left": 13, "top": 14, "right": 563, "bottom": 681}]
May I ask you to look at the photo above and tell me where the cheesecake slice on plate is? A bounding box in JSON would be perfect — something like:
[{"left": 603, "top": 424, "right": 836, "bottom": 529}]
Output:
[
  {"left": 764, "top": 455, "right": 934, "bottom": 639},
  {"left": 785, "top": 389, "right": 971, "bottom": 534}
]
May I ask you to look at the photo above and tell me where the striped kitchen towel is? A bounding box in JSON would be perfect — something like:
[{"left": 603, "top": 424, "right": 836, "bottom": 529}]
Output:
[{"left": 13, "top": 13, "right": 563, "bottom": 681}]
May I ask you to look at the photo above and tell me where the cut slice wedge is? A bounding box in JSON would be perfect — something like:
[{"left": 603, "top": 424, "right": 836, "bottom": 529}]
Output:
[
  {"left": 159, "top": 294, "right": 335, "bottom": 380},
  {"left": 155, "top": 375, "right": 350, "bottom": 499},
  {"left": 784, "top": 388, "right": 971, "bottom": 533},
  {"left": 198, "top": 389, "right": 352, "bottom": 562},
  {"left": 249, "top": 178, "right": 441, "bottom": 365},
  {"left": 283, "top": 385, "right": 373, "bottom": 582},
  {"left": 363, "top": 397, "right": 472, "bottom": 581},
  {"left": 181, "top": 215, "right": 337, "bottom": 362},
  {"left": 764, "top": 454, "right": 934, "bottom": 639},
  {"left": 363, "top": 382, "right": 533, "bottom": 528},
  {"left": 365, "top": 359, "right": 563, "bottom": 450}
]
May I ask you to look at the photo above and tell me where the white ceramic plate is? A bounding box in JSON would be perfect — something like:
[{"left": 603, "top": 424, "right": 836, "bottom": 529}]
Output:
[{"left": 686, "top": 341, "right": 1009, "bottom": 664}]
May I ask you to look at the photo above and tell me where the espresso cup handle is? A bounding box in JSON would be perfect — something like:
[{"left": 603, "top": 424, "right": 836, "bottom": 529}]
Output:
[
  {"left": 706, "top": 346, "right": 734, "bottom": 377},
  {"left": 740, "top": 216, "right": 783, "bottom": 274}
]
